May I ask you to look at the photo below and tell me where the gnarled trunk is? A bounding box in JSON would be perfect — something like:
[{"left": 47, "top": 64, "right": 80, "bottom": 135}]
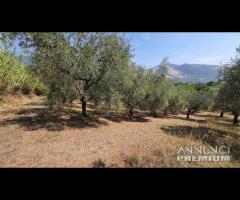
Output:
[
  {"left": 129, "top": 106, "right": 134, "bottom": 118},
  {"left": 81, "top": 96, "right": 87, "bottom": 117},
  {"left": 164, "top": 109, "right": 167, "bottom": 115},
  {"left": 220, "top": 112, "right": 224, "bottom": 118},
  {"left": 186, "top": 108, "right": 190, "bottom": 119},
  {"left": 233, "top": 114, "right": 238, "bottom": 125}
]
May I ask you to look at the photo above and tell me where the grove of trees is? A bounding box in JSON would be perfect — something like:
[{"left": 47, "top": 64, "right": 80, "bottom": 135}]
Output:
[
  {"left": 214, "top": 47, "right": 240, "bottom": 124},
  {"left": 0, "top": 32, "right": 240, "bottom": 124}
]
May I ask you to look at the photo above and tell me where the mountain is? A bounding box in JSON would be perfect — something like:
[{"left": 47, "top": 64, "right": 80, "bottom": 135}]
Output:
[{"left": 166, "top": 63, "right": 221, "bottom": 83}]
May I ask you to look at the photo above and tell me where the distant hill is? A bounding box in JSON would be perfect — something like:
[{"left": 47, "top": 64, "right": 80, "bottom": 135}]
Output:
[{"left": 166, "top": 63, "right": 221, "bottom": 83}]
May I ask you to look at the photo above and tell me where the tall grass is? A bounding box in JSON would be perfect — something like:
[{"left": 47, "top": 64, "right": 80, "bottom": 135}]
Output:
[{"left": 0, "top": 49, "right": 47, "bottom": 97}]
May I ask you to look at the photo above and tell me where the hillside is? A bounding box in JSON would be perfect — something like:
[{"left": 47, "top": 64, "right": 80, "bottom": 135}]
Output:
[{"left": 166, "top": 63, "right": 221, "bottom": 83}]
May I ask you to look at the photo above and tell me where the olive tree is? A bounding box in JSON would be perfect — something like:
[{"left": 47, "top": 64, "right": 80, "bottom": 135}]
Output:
[
  {"left": 12, "top": 32, "right": 131, "bottom": 117},
  {"left": 216, "top": 50, "right": 240, "bottom": 124},
  {"left": 120, "top": 64, "right": 148, "bottom": 118},
  {"left": 140, "top": 59, "right": 171, "bottom": 115},
  {"left": 214, "top": 86, "right": 229, "bottom": 118},
  {"left": 166, "top": 85, "right": 187, "bottom": 115}
]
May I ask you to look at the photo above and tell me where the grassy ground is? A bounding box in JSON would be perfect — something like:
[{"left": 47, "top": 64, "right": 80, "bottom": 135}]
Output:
[{"left": 0, "top": 97, "right": 239, "bottom": 167}]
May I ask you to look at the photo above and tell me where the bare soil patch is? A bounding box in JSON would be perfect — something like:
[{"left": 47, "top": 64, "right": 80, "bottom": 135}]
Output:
[{"left": 0, "top": 97, "right": 239, "bottom": 167}]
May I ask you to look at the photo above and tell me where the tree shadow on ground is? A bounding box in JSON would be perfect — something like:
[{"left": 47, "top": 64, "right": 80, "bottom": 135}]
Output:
[
  {"left": 0, "top": 107, "right": 109, "bottom": 131},
  {"left": 104, "top": 113, "right": 150, "bottom": 123},
  {"left": 0, "top": 104, "right": 151, "bottom": 131},
  {"left": 194, "top": 112, "right": 235, "bottom": 124},
  {"left": 63, "top": 103, "right": 150, "bottom": 123},
  {"left": 88, "top": 109, "right": 151, "bottom": 123},
  {"left": 143, "top": 112, "right": 209, "bottom": 123},
  {"left": 161, "top": 125, "right": 240, "bottom": 160},
  {"left": 194, "top": 112, "right": 219, "bottom": 118},
  {"left": 145, "top": 113, "right": 171, "bottom": 118},
  {"left": 145, "top": 113, "right": 239, "bottom": 131},
  {"left": 164, "top": 114, "right": 209, "bottom": 124}
]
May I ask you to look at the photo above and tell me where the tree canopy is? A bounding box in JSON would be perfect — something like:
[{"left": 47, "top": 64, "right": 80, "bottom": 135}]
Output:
[
  {"left": 1, "top": 32, "right": 240, "bottom": 124},
  {"left": 216, "top": 47, "right": 240, "bottom": 124}
]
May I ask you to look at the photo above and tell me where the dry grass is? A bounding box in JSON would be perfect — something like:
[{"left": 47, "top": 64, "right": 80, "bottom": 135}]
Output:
[
  {"left": 92, "top": 136, "right": 238, "bottom": 168},
  {"left": 0, "top": 94, "right": 42, "bottom": 115},
  {"left": 0, "top": 97, "right": 239, "bottom": 167}
]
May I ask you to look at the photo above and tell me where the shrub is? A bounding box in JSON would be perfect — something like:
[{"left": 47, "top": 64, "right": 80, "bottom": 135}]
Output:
[
  {"left": 21, "top": 81, "right": 32, "bottom": 95},
  {"left": 34, "top": 87, "right": 44, "bottom": 96},
  {"left": 34, "top": 82, "right": 47, "bottom": 96}
]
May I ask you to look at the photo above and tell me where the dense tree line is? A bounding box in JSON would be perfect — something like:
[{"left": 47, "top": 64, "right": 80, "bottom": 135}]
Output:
[
  {"left": 0, "top": 32, "right": 239, "bottom": 124},
  {"left": 214, "top": 47, "right": 240, "bottom": 124}
]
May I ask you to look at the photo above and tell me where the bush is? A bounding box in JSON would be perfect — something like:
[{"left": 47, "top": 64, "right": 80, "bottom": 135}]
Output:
[
  {"left": 21, "top": 81, "right": 32, "bottom": 95},
  {"left": 34, "top": 87, "right": 44, "bottom": 96},
  {"left": 167, "top": 95, "right": 185, "bottom": 114},
  {"left": 34, "top": 82, "right": 47, "bottom": 96}
]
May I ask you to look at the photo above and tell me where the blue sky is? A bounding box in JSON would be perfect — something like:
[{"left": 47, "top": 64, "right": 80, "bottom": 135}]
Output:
[{"left": 124, "top": 32, "right": 240, "bottom": 68}]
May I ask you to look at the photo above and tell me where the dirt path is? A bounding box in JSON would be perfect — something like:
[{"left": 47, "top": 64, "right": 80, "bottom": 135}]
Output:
[{"left": 0, "top": 97, "right": 239, "bottom": 167}]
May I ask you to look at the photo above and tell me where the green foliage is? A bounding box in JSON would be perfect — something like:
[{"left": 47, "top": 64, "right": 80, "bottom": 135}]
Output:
[
  {"left": 3, "top": 32, "right": 239, "bottom": 125},
  {"left": 174, "top": 81, "right": 219, "bottom": 115},
  {"left": 216, "top": 47, "right": 240, "bottom": 119},
  {"left": 139, "top": 59, "right": 171, "bottom": 115},
  {"left": 120, "top": 64, "right": 148, "bottom": 114},
  {"left": 0, "top": 50, "right": 27, "bottom": 94},
  {"left": 174, "top": 82, "right": 196, "bottom": 93},
  {"left": 166, "top": 85, "right": 187, "bottom": 114},
  {"left": 13, "top": 33, "right": 131, "bottom": 115},
  {"left": 214, "top": 85, "right": 229, "bottom": 113},
  {"left": 0, "top": 46, "right": 46, "bottom": 96}
]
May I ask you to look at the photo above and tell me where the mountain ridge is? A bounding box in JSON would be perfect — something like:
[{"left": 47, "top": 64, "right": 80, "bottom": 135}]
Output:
[{"left": 166, "top": 63, "right": 221, "bottom": 83}]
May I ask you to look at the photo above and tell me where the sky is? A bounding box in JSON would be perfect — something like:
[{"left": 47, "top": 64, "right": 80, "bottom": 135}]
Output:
[{"left": 124, "top": 32, "right": 240, "bottom": 68}]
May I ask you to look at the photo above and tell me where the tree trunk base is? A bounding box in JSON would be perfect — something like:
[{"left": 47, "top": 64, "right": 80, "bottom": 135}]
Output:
[
  {"left": 186, "top": 109, "right": 191, "bottom": 119},
  {"left": 128, "top": 107, "right": 134, "bottom": 119},
  {"left": 219, "top": 112, "right": 224, "bottom": 118},
  {"left": 81, "top": 97, "right": 87, "bottom": 117},
  {"left": 164, "top": 110, "right": 167, "bottom": 116},
  {"left": 233, "top": 114, "right": 239, "bottom": 125}
]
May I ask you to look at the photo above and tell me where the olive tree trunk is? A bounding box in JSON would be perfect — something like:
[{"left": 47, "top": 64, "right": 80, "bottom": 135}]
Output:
[
  {"left": 186, "top": 108, "right": 191, "bottom": 119},
  {"left": 129, "top": 106, "right": 134, "bottom": 118},
  {"left": 220, "top": 112, "right": 224, "bottom": 118},
  {"left": 233, "top": 114, "right": 239, "bottom": 125},
  {"left": 81, "top": 96, "right": 87, "bottom": 117},
  {"left": 164, "top": 109, "right": 167, "bottom": 115}
]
